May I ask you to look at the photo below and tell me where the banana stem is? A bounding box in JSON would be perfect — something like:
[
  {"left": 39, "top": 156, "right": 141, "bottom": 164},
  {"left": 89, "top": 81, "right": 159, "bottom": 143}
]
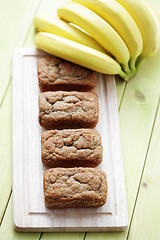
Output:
[
  {"left": 136, "top": 56, "right": 146, "bottom": 70},
  {"left": 119, "top": 69, "right": 127, "bottom": 79},
  {"left": 121, "top": 62, "right": 131, "bottom": 74},
  {"left": 129, "top": 57, "right": 137, "bottom": 73},
  {"left": 124, "top": 68, "right": 137, "bottom": 81}
]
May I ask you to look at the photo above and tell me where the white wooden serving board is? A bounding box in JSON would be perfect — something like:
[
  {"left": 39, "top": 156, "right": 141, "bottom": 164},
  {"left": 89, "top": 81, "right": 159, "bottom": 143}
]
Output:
[{"left": 12, "top": 48, "right": 128, "bottom": 232}]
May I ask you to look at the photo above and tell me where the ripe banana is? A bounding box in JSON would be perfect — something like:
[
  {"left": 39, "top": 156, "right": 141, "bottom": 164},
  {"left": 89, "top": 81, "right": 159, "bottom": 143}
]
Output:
[
  {"left": 72, "top": 0, "right": 143, "bottom": 72},
  {"left": 138, "top": 3, "right": 160, "bottom": 61},
  {"left": 34, "top": 15, "right": 106, "bottom": 53},
  {"left": 115, "top": 0, "right": 160, "bottom": 66},
  {"left": 57, "top": 2, "right": 131, "bottom": 74},
  {"left": 34, "top": 32, "right": 127, "bottom": 78}
]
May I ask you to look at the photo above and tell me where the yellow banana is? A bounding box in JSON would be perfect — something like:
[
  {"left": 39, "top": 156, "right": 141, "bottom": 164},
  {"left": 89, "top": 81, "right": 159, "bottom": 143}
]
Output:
[
  {"left": 34, "top": 32, "right": 127, "bottom": 78},
  {"left": 143, "top": 4, "right": 160, "bottom": 58},
  {"left": 57, "top": 2, "right": 131, "bottom": 73},
  {"left": 72, "top": 0, "right": 143, "bottom": 72},
  {"left": 115, "top": 0, "right": 160, "bottom": 66},
  {"left": 34, "top": 15, "right": 106, "bottom": 53}
]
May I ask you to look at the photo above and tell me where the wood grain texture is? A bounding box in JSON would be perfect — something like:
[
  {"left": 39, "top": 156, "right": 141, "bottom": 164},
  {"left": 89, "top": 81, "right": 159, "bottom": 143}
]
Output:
[
  {"left": 127, "top": 100, "right": 160, "bottom": 240},
  {"left": 12, "top": 48, "right": 127, "bottom": 232},
  {"left": 0, "top": 196, "right": 40, "bottom": 240},
  {"left": 41, "top": 232, "right": 85, "bottom": 240},
  {"left": 119, "top": 52, "right": 160, "bottom": 220},
  {"left": 0, "top": 0, "right": 41, "bottom": 104},
  {"left": 0, "top": 84, "right": 12, "bottom": 222}
]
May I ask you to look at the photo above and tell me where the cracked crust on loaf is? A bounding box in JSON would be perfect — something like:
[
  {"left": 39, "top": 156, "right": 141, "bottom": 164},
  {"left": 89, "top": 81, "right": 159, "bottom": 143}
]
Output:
[
  {"left": 44, "top": 167, "right": 107, "bottom": 208},
  {"left": 38, "top": 57, "right": 97, "bottom": 91},
  {"left": 41, "top": 129, "right": 103, "bottom": 167},
  {"left": 38, "top": 91, "right": 99, "bottom": 129}
]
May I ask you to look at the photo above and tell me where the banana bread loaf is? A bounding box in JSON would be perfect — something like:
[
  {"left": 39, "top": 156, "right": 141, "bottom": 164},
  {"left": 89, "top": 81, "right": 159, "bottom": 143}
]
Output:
[
  {"left": 38, "top": 91, "right": 99, "bottom": 129},
  {"left": 44, "top": 167, "right": 107, "bottom": 208},
  {"left": 37, "top": 57, "right": 97, "bottom": 91},
  {"left": 41, "top": 129, "right": 103, "bottom": 167}
]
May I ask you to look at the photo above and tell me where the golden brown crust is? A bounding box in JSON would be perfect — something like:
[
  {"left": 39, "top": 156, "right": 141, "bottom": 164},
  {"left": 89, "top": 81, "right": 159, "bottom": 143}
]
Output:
[
  {"left": 41, "top": 129, "right": 103, "bottom": 168},
  {"left": 37, "top": 57, "right": 97, "bottom": 91},
  {"left": 44, "top": 167, "right": 107, "bottom": 208},
  {"left": 38, "top": 91, "right": 99, "bottom": 129}
]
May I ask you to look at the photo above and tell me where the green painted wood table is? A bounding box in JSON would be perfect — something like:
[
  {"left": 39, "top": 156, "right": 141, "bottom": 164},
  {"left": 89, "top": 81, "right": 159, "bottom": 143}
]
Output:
[{"left": 0, "top": 0, "right": 160, "bottom": 239}]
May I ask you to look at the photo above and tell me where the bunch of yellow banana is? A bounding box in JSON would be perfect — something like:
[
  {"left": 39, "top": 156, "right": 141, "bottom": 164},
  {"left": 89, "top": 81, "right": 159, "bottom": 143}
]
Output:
[{"left": 34, "top": 0, "right": 160, "bottom": 81}]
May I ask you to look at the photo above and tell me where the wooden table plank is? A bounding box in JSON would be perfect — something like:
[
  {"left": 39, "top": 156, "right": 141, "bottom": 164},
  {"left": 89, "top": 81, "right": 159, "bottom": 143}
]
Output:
[
  {"left": 127, "top": 99, "right": 160, "bottom": 240},
  {"left": 0, "top": 195, "right": 40, "bottom": 240},
  {"left": 0, "top": 0, "right": 41, "bottom": 104},
  {"left": 41, "top": 232, "right": 85, "bottom": 240},
  {"left": 0, "top": 84, "right": 12, "bottom": 222}
]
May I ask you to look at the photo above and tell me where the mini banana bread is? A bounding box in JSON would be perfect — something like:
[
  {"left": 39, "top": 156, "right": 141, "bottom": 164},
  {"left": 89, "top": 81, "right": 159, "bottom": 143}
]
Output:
[
  {"left": 44, "top": 167, "right": 107, "bottom": 208},
  {"left": 37, "top": 57, "right": 97, "bottom": 91},
  {"left": 41, "top": 129, "right": 102, "bottom": 168},
  {"left": 38, "top": 91, "right": 99, "bottom": 129}
]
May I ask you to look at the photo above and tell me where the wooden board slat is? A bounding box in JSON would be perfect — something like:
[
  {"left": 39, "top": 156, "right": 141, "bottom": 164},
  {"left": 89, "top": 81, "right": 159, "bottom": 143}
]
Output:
[
  {"left": 127, "top": 100, "right": 160, "bottom": 240},
  {"left": 0, "top": 84, "right": 12, "bottom": 222},
  {"left": 12, "top": 48, "right": 128, "bottom": 232},
  {"left": 0, "top": 0, "right": 41, "bottom": 104},
  {"left": 0, "top": 196, "right": 40, "bottom": 240},
  {"left": 41, "top": 232, "right": 85, "bottom": 240}
]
